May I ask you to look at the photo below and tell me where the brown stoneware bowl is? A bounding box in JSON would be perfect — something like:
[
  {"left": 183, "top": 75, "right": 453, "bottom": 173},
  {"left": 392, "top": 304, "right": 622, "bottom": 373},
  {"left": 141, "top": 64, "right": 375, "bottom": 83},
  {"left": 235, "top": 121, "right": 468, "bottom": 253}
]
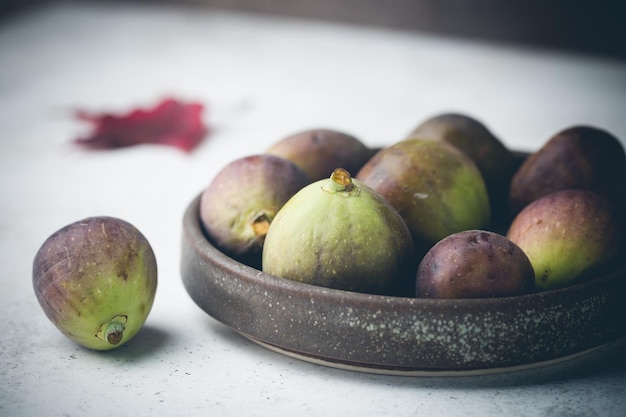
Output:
[{"left": 181, "top": 194, "right": 626, "bottom": 375}]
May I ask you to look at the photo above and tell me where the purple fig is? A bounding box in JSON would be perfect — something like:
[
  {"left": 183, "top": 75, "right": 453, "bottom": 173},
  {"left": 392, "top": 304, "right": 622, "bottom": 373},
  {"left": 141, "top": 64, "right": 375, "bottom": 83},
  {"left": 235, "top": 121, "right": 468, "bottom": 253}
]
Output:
[
  {"left": 509, "top": 125, "right": 626, "bottom": 216},
  {"left": 416, "top": 230, "right": 535, "bottom": 299},
  {"left": 266, "top": 128, "right": 374, "bottom": 181},
  {"left": 200, "top": 154, "right": 310, "bottom": 267},
  {"left": 356, "top": 139, "right": 490, "bottom": 257},
  {"left": 33, "top": 217, "right": 158, "bottom": 350}
]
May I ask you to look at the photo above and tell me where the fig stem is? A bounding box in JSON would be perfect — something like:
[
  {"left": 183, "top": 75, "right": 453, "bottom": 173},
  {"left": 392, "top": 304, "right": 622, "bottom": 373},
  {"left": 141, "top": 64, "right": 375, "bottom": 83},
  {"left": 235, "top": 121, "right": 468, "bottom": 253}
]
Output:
[
  {"left": 251, "top": 213, "right": 271, "bottom": 237},
  {"left": 96, "top": 315, "right": 128, "bottom": 345},
  {"left": 104, "top": 321, "right": 125, "bottom": 345},
  {"left": 322, "top": 168, "right": 360, "bottom": 196}
]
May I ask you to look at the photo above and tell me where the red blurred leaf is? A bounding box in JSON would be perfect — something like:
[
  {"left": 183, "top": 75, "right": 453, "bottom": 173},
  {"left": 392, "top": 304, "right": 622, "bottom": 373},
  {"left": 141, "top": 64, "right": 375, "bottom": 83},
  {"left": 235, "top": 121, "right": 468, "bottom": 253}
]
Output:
[{"left": 74, "top": 98, "right": 208, "bottom": 152}]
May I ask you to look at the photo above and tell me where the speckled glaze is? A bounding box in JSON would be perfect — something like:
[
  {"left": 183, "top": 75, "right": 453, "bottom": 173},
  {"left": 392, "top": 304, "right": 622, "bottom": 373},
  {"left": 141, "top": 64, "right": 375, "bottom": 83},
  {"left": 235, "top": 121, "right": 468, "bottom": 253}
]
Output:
[{"left": 181, "top": 195, "right": 626, "bottom": 373}]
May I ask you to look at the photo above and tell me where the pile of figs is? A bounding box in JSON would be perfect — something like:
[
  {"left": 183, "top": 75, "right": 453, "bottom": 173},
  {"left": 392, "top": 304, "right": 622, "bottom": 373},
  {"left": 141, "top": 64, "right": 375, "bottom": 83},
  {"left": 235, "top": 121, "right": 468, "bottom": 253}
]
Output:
[{"left": 199, "top": 114, "right": 626, "bottom": 299}]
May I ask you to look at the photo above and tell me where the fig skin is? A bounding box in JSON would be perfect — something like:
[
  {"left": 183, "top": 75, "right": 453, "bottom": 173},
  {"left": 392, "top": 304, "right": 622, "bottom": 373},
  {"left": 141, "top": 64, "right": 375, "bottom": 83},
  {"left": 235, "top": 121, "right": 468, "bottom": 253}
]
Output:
[
  {"left": 266, "top": 128, "right": 374, "bottom": 181},
  {"left": 407, "top": 113, "right": 519, "bottom": 228},
  {"left": 200, "top": 154, "right": 310, "bottom": 268},
  {"left": 356, "top": 138, "right": 490, "bottom": 257},
  {"left": 407, "top": 113, "right": 517, "bottom": 195},
  {"left": 262, "top": 168, "right": 416, "bottom": 296},
  {"left": 509, "top": 125, "right": 626, "bottom": 217},
  {"left": 32, "top": 217, "right": 158, "bottom": 350},
  {"left": 507, "top": 189, "right": 622, "bottom": 290},
  {"left": 416, "top": 230, "right": 535, "bottom": 299}
]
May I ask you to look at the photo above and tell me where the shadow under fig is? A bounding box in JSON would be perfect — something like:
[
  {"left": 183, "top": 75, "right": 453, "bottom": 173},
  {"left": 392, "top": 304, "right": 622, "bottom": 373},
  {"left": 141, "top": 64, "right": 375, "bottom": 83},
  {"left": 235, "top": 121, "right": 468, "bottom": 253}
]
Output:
[{"left": 96, "top": 325, "right": 173, "bottom": 361}]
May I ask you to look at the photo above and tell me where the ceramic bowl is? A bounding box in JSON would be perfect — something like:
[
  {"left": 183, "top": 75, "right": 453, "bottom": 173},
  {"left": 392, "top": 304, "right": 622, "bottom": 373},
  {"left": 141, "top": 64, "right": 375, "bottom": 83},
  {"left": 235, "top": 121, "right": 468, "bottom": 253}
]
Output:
[{"left": 181, "top": 192, "right": 626, "bottom": 375}]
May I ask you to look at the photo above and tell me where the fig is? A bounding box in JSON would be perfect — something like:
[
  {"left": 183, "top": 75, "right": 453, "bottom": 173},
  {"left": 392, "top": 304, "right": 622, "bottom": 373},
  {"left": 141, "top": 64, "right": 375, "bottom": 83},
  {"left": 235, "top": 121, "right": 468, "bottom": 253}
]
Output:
[
  {"left": 407, "top": 113, "right": 517, "bottom": 193},
  {"left": 407, "top": 113, "right": 519, "bottom": 227},
  {"left": 356, "top": 138, "right": 490, "bottom": 256},
  {"left": 416, "top": 230, "right": 535, "bottom": 299},
  {"left": 200, "top": 154, "right": 310, "bottom": 268},
  {"left": 509, "top": 125, "right": 626, "bottom": 216},
  {"left": 507, "top": 189, "right": 622, "bottom": 290},
  {"left": 266, "top": 128, "right": 373, "bottom": 181},
  {"left": 262, "top": 168, "right": 415, "bottom": 295},
  {"left": 32, "top": 217, "right": 157, "bottom": 350}
]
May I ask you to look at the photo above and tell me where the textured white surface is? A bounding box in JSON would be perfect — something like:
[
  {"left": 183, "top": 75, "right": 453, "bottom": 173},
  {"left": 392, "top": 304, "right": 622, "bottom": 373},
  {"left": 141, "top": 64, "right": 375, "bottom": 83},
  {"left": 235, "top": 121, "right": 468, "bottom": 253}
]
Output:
[{"left": 1, "top": 2, "right": 626, "bottom": 416}]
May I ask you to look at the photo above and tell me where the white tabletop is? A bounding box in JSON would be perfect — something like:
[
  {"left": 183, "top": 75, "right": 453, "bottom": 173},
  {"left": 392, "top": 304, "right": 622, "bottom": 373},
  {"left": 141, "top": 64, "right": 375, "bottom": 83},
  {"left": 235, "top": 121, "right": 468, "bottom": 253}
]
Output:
[{"left": 2, "top": 2, "right": 626, "bottom": 416}]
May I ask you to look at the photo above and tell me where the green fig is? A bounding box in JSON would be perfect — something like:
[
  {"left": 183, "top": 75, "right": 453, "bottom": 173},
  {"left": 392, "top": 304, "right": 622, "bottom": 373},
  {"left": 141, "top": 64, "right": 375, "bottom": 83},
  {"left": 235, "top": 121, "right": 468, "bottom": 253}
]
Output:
[
  {"left": 509, "top": 125, "right": 626, "bottom": 216},
  {"left": 507, "top": 189, "right": 622, "bottom": 290},
  {"left": 33, "top": 217, "right": 158, "bottom": 350},
  {"left": 262, "top": 168, "right": 415, "bottom": 295},
  {"left": 356, "top": 139, "right": 490, "bottom": 256},
  {"left": 200, "top": 154, "right": 310, "bottom": 268},
  {"left": 416, "top": 230, "right": 535, "bottom": 299},
  {"left": 266, "top": 128, "right": 374, "bottom": 181},
  {"left": 407, "top": 113, "right": 517, "bottom": 192},
  {"left": 407, "top": 113, "right": 519, "bottom": 227}
]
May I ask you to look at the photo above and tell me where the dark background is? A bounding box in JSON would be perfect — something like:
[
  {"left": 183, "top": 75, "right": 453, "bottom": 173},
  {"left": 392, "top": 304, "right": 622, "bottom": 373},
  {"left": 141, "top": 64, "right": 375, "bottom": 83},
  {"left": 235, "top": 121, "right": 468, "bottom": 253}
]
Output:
[{"left": 2, "top": 0, "right": 625, "bottom": 60}]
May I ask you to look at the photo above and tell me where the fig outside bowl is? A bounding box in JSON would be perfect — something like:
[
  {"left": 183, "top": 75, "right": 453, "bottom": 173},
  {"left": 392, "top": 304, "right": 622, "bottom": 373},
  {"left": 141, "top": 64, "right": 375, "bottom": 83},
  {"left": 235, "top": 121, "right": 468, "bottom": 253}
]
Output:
[{"left": 180, "top": 193, "right": 626, "bottom": 376}]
